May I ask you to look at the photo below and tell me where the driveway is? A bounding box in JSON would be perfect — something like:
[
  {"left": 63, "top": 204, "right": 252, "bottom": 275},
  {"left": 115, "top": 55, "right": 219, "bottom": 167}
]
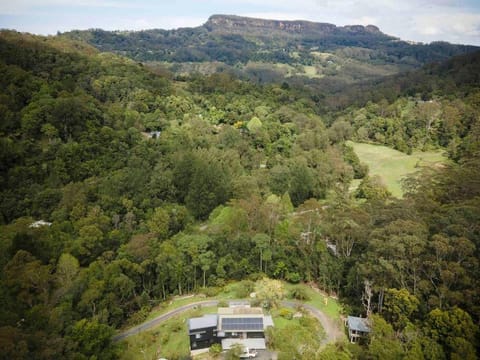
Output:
[
  {"left": 113, "top": 299, "right": 343, "bottom": 344},
  {"left": 113, "top": 300, "right": 219, "bottom": 341},
  {"left": 281, "top": 301, "right": 344, "bottom": 344}
]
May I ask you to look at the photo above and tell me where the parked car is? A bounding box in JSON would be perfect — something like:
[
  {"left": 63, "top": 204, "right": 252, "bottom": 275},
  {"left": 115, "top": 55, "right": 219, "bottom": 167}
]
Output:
[{"left": 239, "top": 348, "right": 257, "bottom": 358}]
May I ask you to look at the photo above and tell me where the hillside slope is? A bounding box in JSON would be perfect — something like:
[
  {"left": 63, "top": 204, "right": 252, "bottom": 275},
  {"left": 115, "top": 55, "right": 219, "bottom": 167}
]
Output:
[
  {"left": 61, "top": 14, "right": 479, "bottom": 85},
  {"left": 1, "top": 28, "right": 480, "bottom": 360}
]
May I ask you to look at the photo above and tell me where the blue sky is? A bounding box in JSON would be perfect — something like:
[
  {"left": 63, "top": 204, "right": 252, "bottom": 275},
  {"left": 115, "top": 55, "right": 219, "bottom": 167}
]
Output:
[{"left": 1, "top": 0, "right": 480, "bottom": 45}]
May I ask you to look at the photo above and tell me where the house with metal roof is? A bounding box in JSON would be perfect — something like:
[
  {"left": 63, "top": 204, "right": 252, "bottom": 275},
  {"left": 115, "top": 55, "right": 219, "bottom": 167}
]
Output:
[
  {"left": 346, "top": 315, "right": 371, "bottom": 343},
  {"left": 188, "top": 314, "right": 219, "bottom": 350},
  {"left": 188, "top": 305, "right": 274, "bottom": 352}
]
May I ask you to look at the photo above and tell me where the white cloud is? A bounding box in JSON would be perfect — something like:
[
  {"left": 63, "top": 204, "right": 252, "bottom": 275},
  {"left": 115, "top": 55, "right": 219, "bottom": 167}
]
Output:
[
  {"left": 0, "top": 0, "right": 140, "bottom": 15},
  {"left": 351, "top": 16, "right": 378, "bottom": 26},
  {"left": 241, "top": 12, "right": 313, "bottom": 21},
  {"left": 151, "top": 16, "right": 207, "bottom": 30},
  {"left": 413, "top": 12, "right": 480, "bottom": 36}
]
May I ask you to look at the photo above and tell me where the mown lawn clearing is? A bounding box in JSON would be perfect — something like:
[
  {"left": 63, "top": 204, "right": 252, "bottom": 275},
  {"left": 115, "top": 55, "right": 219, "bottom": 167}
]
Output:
[
  {"left": 120, "top": 306, "right": 217, "bottom": 360},
  {"left": 348, "top": 141, "right": 447, "bottom": 197}
]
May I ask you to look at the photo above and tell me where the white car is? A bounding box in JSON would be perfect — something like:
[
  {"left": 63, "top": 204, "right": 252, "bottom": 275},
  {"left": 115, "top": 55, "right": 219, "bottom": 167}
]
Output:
[{"left": 239, "top": 348, "right": 257, "bottom": 358}]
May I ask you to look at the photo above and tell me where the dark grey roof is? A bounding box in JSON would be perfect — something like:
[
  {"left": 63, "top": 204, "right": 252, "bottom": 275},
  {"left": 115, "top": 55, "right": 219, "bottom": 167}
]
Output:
[
  {"left": 221, "top": 317, "right": 264, "bottom": 331},
  {"left": 188, "top": 314, "right": 218, "bottom": 331},
  {"left": 347, "top": 316, "right": 370, "bottom": 333}
]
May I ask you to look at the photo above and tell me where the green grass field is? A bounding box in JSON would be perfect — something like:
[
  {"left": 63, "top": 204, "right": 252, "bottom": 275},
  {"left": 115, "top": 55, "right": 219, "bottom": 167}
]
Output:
[
  {"left": 120, "top": 306, "right": 217, "bottom": 360},
  {"left": 348, "top": 141, "right": 447, "bottom": 198},
  {"left": 284, "top": 283, "right": 342, "bottom": 320}
]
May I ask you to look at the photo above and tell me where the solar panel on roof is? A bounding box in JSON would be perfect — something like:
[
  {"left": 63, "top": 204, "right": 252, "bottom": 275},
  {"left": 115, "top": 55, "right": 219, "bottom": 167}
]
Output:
[{"left": 221, "top": 317, "right": 264, "bottom": 331}]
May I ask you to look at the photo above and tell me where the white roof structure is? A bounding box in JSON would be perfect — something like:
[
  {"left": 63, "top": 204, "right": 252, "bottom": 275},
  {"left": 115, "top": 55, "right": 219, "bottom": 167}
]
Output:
[
  {"left": 29, "top": 220, "right": 52, "bottom": 228},
  {"left": 188, "top": 314, "right": 218, "bottom": 331},
  {"left": 263, "top": 315, "right": 274, "bottom": 328},
  {"left": 229, "top": 300, "right": 251, "bottom": 308},
  {"left": 221, "top": 338, "right": 266, "bottom": 350}
]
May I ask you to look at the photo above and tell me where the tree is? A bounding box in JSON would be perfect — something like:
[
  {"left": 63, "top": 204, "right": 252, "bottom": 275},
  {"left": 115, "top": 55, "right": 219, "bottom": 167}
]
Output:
[
  {"left": 3, "top": 250, "right": 51, "bottom": 307},
  {"left": 269, "top": 165, "right": 291, "bottom": 196},
  {"left": 225, "top": 343, "right": 243, "bottom": 360},
  {"left": 72, "top": 224, "right": 105, "bottom": 264},
  {"left": 383, "top": 288, "right": 419, "bottom": 331},
  {"left": 424, "top": 307, "right": 478, "bottom": 360},
  {"left": 199, "top": 250, "right": 215, "bottom": 288},
  {"left": 253, "top": 233, "right": 270, "bottom": 272},
  {"left": 288, "top": 161, "right": 315, "bottom": 207},
  {"left": 53, "top": 253, "right": 79, "bottom": 303},
  {"left": 415, "top": 100, "right": 441, "bottom": 147},
  {"left": 355, "top": 175, "right": 391, "bottom": 201},
  {"left": 362, "top": 279, "right": 373, "bottom": 316},
  {"left": 146, "top": 207, "right": 170, "bottom": 239},
  {"left": 68, "top": 318, "right": 118, "bottom": 360},
  {"left": 367, "top": 315, "right": 404, "bottom": 359},
  {"left": 247, "top": 116, "right": 263, "bottom": 133},
  {"left": 360, "top": 219, "right": 427, "bottom": 311},
  {"left": 209, "top": 343, "right": 222, "bottom": 358},
  {"left": 156, "top": 241, "right": 186, "bottom": 296},
  {"left": 328, "top": 119, "right": 353, "bottom": 144},
  {"left": 422, "top": 234, "right": 477, "bottom": 310},
  {"left": 254, "top": 278, "right": 286, "bottom": 309},
  {"left": 185, "top": 154, "right": 231, "bottom": 219}
]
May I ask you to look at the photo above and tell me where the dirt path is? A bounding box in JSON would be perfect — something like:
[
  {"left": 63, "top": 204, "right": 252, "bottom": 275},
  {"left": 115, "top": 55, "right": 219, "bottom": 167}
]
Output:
[
  {"left": 281, "top": 301, "right": 344, "bottom": 344},
  {"left": 113, "top": 299, "right": 344, "bottom": 344}
]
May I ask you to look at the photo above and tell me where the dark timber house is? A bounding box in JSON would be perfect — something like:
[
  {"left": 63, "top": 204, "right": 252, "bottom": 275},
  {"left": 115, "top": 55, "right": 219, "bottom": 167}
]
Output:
[{"left": 188, "top": 314, "right": 219, "bottom": 350}]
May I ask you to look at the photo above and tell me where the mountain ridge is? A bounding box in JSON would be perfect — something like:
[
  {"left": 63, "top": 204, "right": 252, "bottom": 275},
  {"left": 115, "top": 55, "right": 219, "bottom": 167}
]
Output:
[
  {"left": 205, "top": 14, "right": 384, "bottom": 36},
  {"left": 60, "top": 14, "right": 479, "bottom": 86}
]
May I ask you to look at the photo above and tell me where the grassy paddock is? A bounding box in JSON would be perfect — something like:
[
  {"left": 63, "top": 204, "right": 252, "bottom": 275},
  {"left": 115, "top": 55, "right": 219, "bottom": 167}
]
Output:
[
  {"left": 348, "top": 141, "right": 446, "bottom": 197},
  {"left": 284, "top": 283, "right": 342, "bottom": 320},
  {"left": 120, "top": 306, "right": 217, "bottom": 360}
]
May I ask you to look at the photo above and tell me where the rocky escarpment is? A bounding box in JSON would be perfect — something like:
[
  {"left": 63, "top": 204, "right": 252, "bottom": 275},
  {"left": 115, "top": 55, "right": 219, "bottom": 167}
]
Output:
[{"left": 205, "top": 14, "right": 384, "bottom": 37}]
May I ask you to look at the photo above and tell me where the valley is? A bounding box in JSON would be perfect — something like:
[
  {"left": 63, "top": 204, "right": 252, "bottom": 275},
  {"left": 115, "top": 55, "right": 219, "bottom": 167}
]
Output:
[{"left": 0, "top": 12, "right": 479, "bottom": 360}]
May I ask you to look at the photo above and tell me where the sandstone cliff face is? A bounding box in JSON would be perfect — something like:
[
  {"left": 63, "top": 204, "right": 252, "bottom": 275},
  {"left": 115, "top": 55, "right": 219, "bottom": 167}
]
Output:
[{"left": 206, "top": 14, "right": 382, "bottom": 37}]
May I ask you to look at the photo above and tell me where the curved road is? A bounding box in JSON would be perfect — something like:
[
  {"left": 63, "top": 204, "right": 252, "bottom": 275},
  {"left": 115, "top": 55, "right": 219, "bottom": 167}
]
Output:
[
  {"left": 114, "top": 300, "right": 343, "bottom": 344},
  {"left": 113, "top": 300, "right": 219, "bottom": 341}
]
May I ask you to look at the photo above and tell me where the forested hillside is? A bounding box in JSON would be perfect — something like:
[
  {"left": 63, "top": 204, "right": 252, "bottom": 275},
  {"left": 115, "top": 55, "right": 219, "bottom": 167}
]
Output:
[
  {"left": 0, "top": 29, "right": 479, "bottom": 359},
  {"left": 62, "top": 15, "right": 479, "bottom": 87}
]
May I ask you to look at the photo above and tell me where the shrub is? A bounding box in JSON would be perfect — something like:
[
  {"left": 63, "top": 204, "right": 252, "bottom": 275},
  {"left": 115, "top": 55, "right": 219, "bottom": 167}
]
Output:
[
  {"left": 167, "top": 318, "right": 184, "bottom": 333},
  {"left": 209, "top": 343, "right": 222, "bottom": 358},
  {"left": 286, "top": 272, "right": 301, "bottom": 283},
  {"left": 233, "top": 280, "right": 255, "bottom": 298},
  {"left": 278, "top": 307, "right": 294, "bottom": 320},
  {"left": 289, "top": 286, "right": 311, "bottom": 301},
  {"left": 217, "top": 300, "right": 229, "bottom": 307},
  {"left": 202, "top": 286, "right": 221, "bottom": 297}
]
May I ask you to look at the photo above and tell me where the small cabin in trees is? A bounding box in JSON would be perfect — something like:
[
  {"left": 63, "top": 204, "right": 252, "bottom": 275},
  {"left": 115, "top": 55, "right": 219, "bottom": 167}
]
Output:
[{"left": 346, "top": 316, "right": 371, "bottom": 343}]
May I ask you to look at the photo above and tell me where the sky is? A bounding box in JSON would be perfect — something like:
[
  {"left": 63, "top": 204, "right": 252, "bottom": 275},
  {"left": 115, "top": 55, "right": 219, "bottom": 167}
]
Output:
[{"left": 1, "top": 0, "right": 480, "bottom": 45}]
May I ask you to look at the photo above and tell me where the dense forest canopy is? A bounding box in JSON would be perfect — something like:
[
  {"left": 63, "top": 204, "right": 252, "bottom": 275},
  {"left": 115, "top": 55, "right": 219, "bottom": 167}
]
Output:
[{"left": 0, "top": 26, "right": 479, "bottom": 360}]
